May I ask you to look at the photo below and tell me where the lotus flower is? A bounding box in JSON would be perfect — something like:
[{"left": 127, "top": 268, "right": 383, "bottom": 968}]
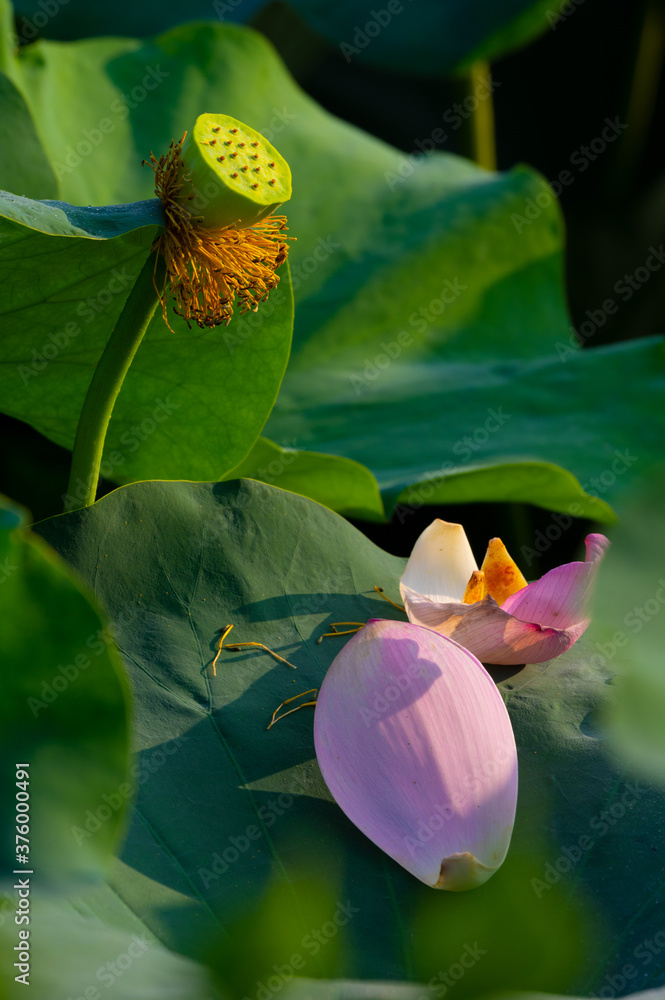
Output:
[
  {"left": 400, "top": 519, "right": 609, "bottom": 665},
  {"left": 314, "top": 619, "right": 518, "bottom": 891}
]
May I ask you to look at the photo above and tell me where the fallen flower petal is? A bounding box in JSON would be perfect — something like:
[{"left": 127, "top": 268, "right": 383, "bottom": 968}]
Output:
[
  {"left": 501, "top": 532, "right": 608, "bottom": 628},
  {"left": 400, "top": 519, "right": 478, "bottom": 604},
  {"left": 400, "top": 585, "right": 581, "bottom": 664},
  {"left": 314, "top": 619, "right": 518, "bottom": 891},
  {"left": 400, "top": 520, "right": 609, "bottom": 665}
]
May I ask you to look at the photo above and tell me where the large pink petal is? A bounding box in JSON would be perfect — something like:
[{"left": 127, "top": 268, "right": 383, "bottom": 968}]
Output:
[
  {"left": 314, "top": 619, "right": 518, "bottom": 890},
  {"left": 402, "top": 585, "right": 585, "bottom": 665},
  {"left": 501, "top": 533, "right": 609, "bottom": 628}
]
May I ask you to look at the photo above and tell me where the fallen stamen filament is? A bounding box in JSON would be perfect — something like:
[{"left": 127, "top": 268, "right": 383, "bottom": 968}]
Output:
[
  {"left": 225, "top": 641, "right": 297, "bottom": 669},
  {"left": 374, "top": 586, "right": 405, "bottom": 611},
  {"left": 316, "top": 622, "right": 365, "bottom": 644},
  {"left": 267, "top": 688, "right": 318, "bottom": 730},
  {"left": 211, "top": 623, "right": 234, "bottom": 676}
]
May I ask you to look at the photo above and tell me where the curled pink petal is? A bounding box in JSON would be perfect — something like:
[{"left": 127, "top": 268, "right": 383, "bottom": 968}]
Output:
[
  {"left": 402, "top": 585, "right": 585, "bottom": 665},
  {"left": 313, "top": 619, "right": 518, "bottom": 890},
  {"left": 501, "top": 533, "right": 610, "bottom": 629}
]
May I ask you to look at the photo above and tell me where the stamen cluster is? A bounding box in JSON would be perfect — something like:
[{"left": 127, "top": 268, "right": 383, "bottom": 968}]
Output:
[{"left": 146, "top": 137, "right": 290, "bottom": 330}]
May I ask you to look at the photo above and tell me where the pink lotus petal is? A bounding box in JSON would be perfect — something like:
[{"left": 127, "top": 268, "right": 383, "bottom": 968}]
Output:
[
  {"left": 501, "top": 533, "right": 610, "bottom": 629},
  {"left": 313, "top": 619, "right": 518, "bottom": 890},
  {"left": 402, "top": 585, "right": 585, "bottom": 665}
]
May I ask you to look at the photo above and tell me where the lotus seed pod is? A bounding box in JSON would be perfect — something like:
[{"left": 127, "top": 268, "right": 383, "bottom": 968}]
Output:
[{"left": 178, "top": 113, "right": 292, "bottom": 230}]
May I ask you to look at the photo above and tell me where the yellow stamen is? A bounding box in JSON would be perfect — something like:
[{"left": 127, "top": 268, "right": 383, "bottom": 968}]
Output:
[
  {"left": 211, "top": 623, "right": 234, "bottom": 676},
  {"left": 316, "top": 622, "right": 365, "bottom": 643},
  {"left": 462, "top": 570, "right": 486, "bottom": 604},
  {"left": 145, "top": 136, "right": 292, "bottom": 331},
  {"left": 266, "top": 689, "right": 318, "bottom": 730},
  {"left": 373, "top": 586, "right": 405, "bottom": 611},
  {"left": 225, "top": 641, "right": 298, "bottom": 670},
  {"left": 480, "top": 537, "right": 528, "bottom": 606}
]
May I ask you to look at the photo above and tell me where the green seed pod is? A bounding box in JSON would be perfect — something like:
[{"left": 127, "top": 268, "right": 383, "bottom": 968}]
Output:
[{"left": 178, "top": 112, "right": 292, "bottom": 230}]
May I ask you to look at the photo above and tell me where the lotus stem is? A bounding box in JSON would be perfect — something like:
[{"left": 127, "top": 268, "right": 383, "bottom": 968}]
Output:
[
  {"left": 468, "top": 60, "right": 497, "bottom": 171},
  {"left": 64, "top": 253, "right": 165, "bottom": 511},
  {"left": 605, "top": 0, "right": 665, "bottom": 196}
]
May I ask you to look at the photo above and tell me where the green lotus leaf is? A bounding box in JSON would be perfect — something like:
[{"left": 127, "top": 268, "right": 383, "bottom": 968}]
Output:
[
  {"left": 3, "top": 17, "right": 661, "bottom": 518},
  {"left": 0, "top": 493, "right": 131, "bottom": 886},
  {"left": 9, "top": 0, "right": 569, "bottom": 76},
  {"left": 0, "top": 188, "right": 294, "bottom": 493},
  {"left": 33, "top": 479, "right": 665, "bottom": 994}
]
